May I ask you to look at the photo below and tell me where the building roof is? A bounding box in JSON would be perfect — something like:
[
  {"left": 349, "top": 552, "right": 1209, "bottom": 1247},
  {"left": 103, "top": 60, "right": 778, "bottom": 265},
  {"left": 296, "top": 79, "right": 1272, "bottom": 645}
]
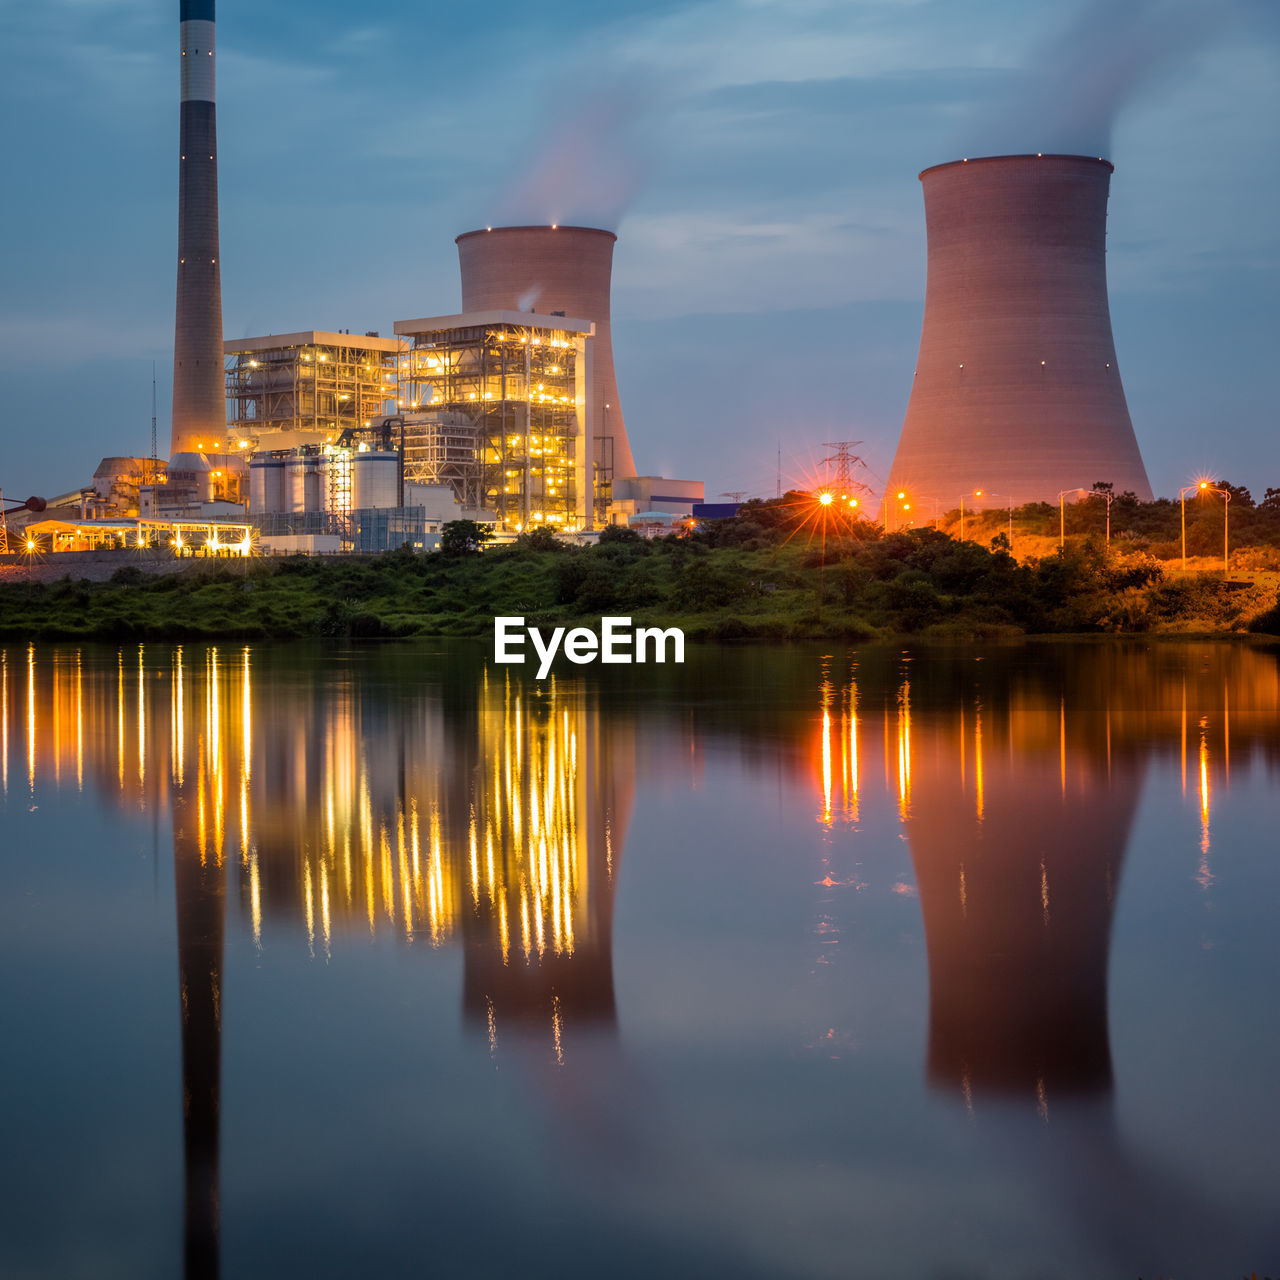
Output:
[
  {"left": 224, "top": 330, "right": 405, "bottom": 355},
  {"left": 394, "top": 310, "right": 595, "bottom": 338},
  {"left": 28, "top": 517, "right": 251, "bottom": 534}
]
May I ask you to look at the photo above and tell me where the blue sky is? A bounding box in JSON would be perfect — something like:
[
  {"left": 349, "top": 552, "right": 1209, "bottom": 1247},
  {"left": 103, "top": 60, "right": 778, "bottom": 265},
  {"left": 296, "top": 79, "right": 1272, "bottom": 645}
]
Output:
[{"left": 0, "top": 0, "right": 1276, "bottom": 501}]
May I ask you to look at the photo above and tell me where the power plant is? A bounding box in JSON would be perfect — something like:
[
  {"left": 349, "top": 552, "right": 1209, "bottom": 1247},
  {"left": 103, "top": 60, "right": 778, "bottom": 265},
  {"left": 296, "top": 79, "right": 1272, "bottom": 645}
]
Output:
[
  {"left": 886, "top": 154, "right": 1154, "bottom": 509},
  {"left": 10, "top": 9, "right": 1209, "bottom": 562}
]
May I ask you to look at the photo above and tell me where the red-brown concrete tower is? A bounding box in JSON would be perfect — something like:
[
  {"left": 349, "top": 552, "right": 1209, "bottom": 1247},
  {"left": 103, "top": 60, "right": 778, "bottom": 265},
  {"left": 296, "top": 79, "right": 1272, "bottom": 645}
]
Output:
[
  {"left": 171, "top": 0, "right": 225, "bottom": 458},
  {"left": 456, "top": 225, "right": 637, "bottom": 478},
  {"left": 886, "top": 155, "right": 1152, "bottom": 507}
]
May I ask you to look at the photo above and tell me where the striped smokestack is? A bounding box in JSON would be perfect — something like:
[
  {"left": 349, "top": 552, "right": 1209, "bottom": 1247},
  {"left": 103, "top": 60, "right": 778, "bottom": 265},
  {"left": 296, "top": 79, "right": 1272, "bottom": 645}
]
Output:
[{"left": 171, "top": 0, "right": 224, "bottom": 458}]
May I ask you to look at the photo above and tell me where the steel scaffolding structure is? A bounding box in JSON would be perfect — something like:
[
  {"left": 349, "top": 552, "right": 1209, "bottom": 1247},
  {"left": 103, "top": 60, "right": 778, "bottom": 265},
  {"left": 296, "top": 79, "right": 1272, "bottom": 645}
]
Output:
[
  {"left": 394, "top": 311, "right": 602, "bottom": 531},
  {"left": 225, "top": 331, "right": 404, "bottom": 447},
  {"left": 398, "top": 413, "right": 484, "bottom": 512}
]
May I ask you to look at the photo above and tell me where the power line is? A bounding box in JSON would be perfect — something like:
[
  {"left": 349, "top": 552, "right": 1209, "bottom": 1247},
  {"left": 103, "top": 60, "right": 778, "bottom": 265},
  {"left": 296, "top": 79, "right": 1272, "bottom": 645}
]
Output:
[{"left": 820, "top": 440, "right": 874, "bottom": 496}]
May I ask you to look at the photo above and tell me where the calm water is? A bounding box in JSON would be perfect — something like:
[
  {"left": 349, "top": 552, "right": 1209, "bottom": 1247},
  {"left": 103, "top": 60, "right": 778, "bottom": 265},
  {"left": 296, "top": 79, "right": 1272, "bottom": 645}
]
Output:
[{"left": 1, "top": 639, "right": 1277, "bottom": 1280}]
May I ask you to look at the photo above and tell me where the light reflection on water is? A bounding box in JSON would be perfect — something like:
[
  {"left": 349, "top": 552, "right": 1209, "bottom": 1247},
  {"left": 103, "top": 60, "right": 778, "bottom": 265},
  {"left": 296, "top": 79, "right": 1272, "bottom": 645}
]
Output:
[{"left": 1, "top": 640, "right": 1278, "bottom": 1279}]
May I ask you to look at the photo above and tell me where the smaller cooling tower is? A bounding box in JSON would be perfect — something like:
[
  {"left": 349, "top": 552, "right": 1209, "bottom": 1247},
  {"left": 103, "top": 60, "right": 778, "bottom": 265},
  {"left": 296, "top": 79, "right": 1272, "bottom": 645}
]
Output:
[
  {"left": 886, "top": 154, "right": 1152, "bottom": 508},
  {"left": 456, "top": 225, "right": 637, "bottom": 478}
]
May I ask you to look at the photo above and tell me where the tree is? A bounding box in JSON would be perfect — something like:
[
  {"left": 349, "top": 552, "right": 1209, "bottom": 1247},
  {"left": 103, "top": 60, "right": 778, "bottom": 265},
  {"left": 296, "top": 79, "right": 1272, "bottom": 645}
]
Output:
[
  {"left": 598, "top": 522, "right": 642, "bottom": 544},
  {"left": 516, "top": 526, "right": 564, "bottom": 552},
  {"left": 439, "top": 519, "right": 493, "bottom": 555},
  {"left": 1214, "top": 479, "right": 1254, "bottom": 509}
]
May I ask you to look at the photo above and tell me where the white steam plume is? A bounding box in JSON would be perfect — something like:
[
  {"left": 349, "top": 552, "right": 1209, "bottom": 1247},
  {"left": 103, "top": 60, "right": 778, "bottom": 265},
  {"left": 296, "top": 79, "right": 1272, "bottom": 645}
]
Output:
[
  {"left": 492, "top": 77, "right": 658, "bottom": 231},
  {"left": 956, "top": 0, "right": 1235, "bottom": 159}
]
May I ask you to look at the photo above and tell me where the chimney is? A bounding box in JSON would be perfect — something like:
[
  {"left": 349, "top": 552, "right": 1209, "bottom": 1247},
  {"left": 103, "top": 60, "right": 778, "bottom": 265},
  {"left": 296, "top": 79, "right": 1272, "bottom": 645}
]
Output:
[{"left": 171, "top": 0, "right": 225, "bottom": 458}]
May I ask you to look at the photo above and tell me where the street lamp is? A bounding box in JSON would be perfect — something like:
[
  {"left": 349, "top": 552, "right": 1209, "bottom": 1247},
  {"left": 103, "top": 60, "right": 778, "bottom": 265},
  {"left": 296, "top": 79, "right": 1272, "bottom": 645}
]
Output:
[
  {"left": 1058, "top": 487, "right": 1114, "bottom": 550},
  {"left": 958, "top": 490, "right": 986, "bottom": 542},
  {"left": 977, "top": 491, "right": 1013, "bottom": 548},
  {"left": 883, "top": 490, "right": 907, "bottom": 532},
  {"left": 1180, "top": 481, "right": 1230, "bottom": 573},
  {"left": 890, "top": 491, "right": 940, "bottom": 529}
]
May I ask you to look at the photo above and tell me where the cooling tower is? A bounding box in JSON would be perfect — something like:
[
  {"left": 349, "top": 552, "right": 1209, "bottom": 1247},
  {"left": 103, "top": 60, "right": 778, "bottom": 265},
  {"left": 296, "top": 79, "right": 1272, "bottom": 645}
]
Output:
[
  {"left": 886, "top": 155, "right": 1152, "bottom": 509},
  {"left": 171, "top": 0, "right": 225, "bottom": 458},
  {"left": 456, "top": 225, "right": 637, "bottom": 478}
]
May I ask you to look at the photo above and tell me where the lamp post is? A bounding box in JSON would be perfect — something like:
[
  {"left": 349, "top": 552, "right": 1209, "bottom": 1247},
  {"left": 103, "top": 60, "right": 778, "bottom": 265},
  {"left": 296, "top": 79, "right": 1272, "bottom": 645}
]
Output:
[
  {"left": 884, "top": 490, "right": 906, "bottom": 533},
  {"left": 980, "top": 491, "right": 1012, "bottom": 548},
  {"left": 891, "top": 492, "right": 939, "bottom": 529},
  {"left": 914, "top": 496, "right": 941, "bottom": 527},
  {"left": 1181, "top": 481, "right": 1230, "bottom": 573},
  {"left": 959, "top": 490, "right": 985, "bottom": 542},
  {"left": 1058, "top": 487, "right": 1114, "bottom": 550}
]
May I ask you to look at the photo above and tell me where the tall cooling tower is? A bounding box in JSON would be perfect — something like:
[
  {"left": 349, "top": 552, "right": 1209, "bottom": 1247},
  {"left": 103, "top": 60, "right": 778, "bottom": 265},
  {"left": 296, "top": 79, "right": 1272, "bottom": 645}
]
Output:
[
  {"left": 456, "top": 225, "right": 637, "bottom": 478},
  {"left": 171, "top": 0, "right": 225, "bottom": 457},
  {"left": 886, "top": 155, "right": 1152, "bottom": 507}
]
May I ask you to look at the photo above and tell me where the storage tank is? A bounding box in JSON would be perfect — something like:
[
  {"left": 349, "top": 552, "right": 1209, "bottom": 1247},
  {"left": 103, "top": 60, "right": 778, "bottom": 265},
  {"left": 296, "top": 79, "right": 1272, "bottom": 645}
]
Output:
[
  {"left": 351, "top": 451, "right": 400, "bottom": 510},
  {"left": 248, "top": 455, "right": 286, "bottom": 514},
  {"left": 166, "top": 451, "right": 214, "bottom": 504},
  {"left": 286, "top": 454, "right": 326, "bottom": 513},
  {"left": 456, "top": 225, "right": 637, "bottom": 478},
  {"left": 886, "top": 154, "right": 1153, "bottom": 509}
]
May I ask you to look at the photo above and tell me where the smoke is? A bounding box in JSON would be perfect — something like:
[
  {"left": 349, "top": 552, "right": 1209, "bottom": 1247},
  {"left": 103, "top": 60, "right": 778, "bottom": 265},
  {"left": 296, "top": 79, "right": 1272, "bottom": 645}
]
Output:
[
  {"left": 491, "top": 78, "right": 658, "bottom": 231},
  {"left": 956, "top": 0, "right": 1231, "bottom": 159},
  {"left": 516, "top": 286, "right": 541, "bottom": 312}
]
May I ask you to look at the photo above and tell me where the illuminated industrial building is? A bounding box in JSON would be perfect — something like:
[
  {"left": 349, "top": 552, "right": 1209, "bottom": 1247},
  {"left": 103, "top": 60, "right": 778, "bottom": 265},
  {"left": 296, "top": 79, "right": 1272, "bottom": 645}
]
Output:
[
  {"left": 610, "top": 476, "right": 705, "bottom": 520},
  {"left": 393, "top": 310, "right": 601, "bottom": 532},
  {"left": 398, "top": 411, "right": 485, "bottom": 513},
  {"left": 20, "top": 515, "right": 252, "bottom": 555},
  {"left": 247, "top": 422, "right": 463, "bottom": 554},
  {"left": 224, "top": 331, "right": 404, "bottom": 452}
]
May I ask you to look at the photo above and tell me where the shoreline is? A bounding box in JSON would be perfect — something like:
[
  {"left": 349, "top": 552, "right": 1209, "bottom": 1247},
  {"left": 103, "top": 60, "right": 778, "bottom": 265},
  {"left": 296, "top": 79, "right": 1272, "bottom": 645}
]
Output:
[{"left": 2, "top": 534, "right": 1277, "bottom": 644}]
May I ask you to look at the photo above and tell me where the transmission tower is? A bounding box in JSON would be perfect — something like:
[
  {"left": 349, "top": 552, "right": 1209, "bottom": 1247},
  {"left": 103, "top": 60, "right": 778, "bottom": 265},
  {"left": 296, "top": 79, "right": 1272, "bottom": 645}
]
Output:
[
  {"left": 821, "top": 441, "right": 873, "bottom": 496},
  {"left": 719, "top": 491, "right": 748, "bottom": 502},
  {"left": 0, "top": 489, "right": 7, "bottom": 555}
]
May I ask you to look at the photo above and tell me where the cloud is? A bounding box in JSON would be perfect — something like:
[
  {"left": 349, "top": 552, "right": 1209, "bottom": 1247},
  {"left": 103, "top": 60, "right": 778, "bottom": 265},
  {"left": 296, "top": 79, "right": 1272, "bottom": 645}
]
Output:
[{"left": 617, "top": 206, "right": 920, "bottom": 316}]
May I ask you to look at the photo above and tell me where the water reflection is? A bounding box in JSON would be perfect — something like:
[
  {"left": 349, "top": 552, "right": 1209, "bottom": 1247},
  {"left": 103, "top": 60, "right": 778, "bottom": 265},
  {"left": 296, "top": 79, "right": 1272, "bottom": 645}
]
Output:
[
  {"left": 2, "top": 640, "right": 1278, "bottom": 1277},
  {"left": 804, "top": 644, "right": 1280, "bottom": 1273}
]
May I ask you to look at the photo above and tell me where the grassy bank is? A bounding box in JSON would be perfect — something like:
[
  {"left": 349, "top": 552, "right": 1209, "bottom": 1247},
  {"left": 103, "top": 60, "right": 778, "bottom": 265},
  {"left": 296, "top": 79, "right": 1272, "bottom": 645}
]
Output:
[{"left": 2, "top": 514, "right": 1279, "bottom": 643}]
